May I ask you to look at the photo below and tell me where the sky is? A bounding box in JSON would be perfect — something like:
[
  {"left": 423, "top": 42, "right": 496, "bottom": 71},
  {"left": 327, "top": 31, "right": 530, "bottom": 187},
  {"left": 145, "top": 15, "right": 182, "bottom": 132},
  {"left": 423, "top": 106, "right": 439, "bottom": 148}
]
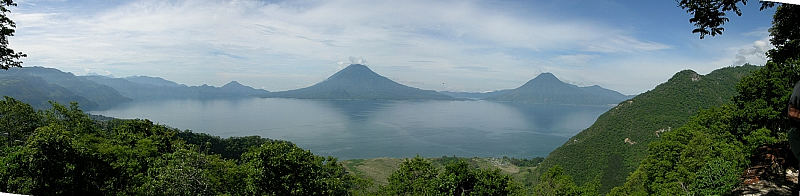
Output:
[{"left": 10, "top": 0, "right": 778, "bottom": 95}]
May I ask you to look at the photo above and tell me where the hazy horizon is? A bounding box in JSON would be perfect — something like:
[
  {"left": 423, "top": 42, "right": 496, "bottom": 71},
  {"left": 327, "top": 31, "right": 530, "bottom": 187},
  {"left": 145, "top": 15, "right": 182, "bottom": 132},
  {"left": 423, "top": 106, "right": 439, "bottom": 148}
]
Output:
[{"left": 10, "top": 0, "right": 776, "bottom": 95}]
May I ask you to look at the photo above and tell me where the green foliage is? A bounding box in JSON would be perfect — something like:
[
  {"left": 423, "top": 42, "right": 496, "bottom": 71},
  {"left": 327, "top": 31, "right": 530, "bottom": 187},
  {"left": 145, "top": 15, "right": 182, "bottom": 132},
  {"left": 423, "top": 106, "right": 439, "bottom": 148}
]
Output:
[
  {"left": 638, "top": 106, "right": 746, "bottom": 195},
  {"left": 0, "top": 0, "right": 25, "bottom": 70},
  {"left": 4, "top": 125, "right": 96, "bottom": 195},
  {"left": 690, "top": 159, "right": 740, "bottom": 195},
  {"left": 0, "top": 96, "right": 41, "bottom": 147},
  {"left": 177, "top": 131, "right": 271, "bottom": 160},
  {"left": 743, "top": 128, "right": 778, "bottom": 152},
  {"left": 622, "top": 7, "right": 800, "bottom": 193},
  {"left": 677, "top": 0, "right": 775, "bottom": 39},
  {"left": 383, "top": 157, "right": 521, "bottom": 195},
  {"left": 242, "top": 141, "right": 353, "bottom": 195},
  {"left": 384, "top": 156, "right": 442, "bottom": 195},
  {"left": 503, "top": 156, "right": 544, "bottom": 167},
  {"left": 534, "top": 65, "right": 758, "bottom": 193},
  {"left": 732, "top": 61, "right": 800, "bottom": 137},
  {"left": 532, "top": 165, "right": 597, "bottom": 196},
  {"left": 0, "top": 99, "right": 358, "bottom": 195},
  {"left": 470, "top": 168, "right": 520, "bottom": 195},
  {"left": 767, "top": 4, "right": 800, "bottom": 63},
  {"left": 607, "top": 169, "right": 648, "bottom": 196},
  {"left": 612, "top": 59, "right": 800, "bottom": 195},
  {"left": 136, "top": 148, "right": 244, "bottom": 195}
]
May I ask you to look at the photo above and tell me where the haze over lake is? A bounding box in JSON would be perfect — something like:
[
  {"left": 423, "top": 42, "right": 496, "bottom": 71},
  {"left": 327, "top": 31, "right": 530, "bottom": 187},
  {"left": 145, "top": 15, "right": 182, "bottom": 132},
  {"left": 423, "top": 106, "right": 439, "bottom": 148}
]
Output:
[{"left": 89, "top": 98, "right": 611, "bottom": 159}]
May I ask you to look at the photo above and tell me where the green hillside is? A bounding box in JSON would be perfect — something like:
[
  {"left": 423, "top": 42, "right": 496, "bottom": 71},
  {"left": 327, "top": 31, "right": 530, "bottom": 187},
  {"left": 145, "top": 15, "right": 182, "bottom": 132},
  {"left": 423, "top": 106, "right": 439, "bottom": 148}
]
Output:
[
  {"left": 0, "top": 67, "right": 130, "bottom": 109},
  {"left": 533, "top": 65, "right": 760, "bottom": 193},
  {"left": 609, "top": 60, "right": 800, "bottom": 195},
  {"left": 0, "top": 75, "right": 98, "bottom": 109}
]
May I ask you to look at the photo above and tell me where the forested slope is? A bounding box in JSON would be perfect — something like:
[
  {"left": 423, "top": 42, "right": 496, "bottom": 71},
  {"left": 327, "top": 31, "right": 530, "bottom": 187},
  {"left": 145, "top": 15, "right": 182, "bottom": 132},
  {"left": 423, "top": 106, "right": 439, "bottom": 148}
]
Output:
[
  {"left": 610, "top": 60, "right": 800, "bottom": 195},
  {"left": 534, "top": 65, "right": 760, "bottom": 193}
]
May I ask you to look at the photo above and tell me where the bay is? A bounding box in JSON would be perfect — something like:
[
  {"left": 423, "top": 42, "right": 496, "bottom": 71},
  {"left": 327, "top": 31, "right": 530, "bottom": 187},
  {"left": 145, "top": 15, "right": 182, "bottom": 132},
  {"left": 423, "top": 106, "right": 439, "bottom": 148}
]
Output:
[{"left": 89, "top": 98, "right": 611, "bottom": 159}]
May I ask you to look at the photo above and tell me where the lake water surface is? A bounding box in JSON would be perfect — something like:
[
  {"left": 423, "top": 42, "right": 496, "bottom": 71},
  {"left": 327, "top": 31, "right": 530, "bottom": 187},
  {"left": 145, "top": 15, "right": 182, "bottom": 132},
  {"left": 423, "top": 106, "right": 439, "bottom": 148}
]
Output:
[{"left": 89, "top": 98, "right": 611, "bottom": 159}]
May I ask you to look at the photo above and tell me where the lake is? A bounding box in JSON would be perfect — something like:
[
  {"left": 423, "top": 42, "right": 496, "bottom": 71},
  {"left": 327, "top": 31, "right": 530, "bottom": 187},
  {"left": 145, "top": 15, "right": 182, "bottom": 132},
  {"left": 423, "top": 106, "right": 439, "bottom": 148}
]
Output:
[{"left": 88, "top": 98, "right": 612, "bottom": 159}]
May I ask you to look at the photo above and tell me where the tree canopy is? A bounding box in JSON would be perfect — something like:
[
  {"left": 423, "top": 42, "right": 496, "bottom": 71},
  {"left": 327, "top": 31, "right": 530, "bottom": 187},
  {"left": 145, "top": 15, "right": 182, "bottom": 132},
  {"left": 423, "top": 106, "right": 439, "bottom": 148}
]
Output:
[
  {"left": 767, "top": 4, "right": 800, "bottom": 63},
  {"left": 382, "top": 156, "right": 522, "bottom": 195},
  {"left": 0, "top": 98, "right": 360, "bottom": 195},
  {"left": 0, "top": 0, "right": 24, "bottom": 70},
  {"left": 677, "top": 0, "right": 775, "bottom": 39}
]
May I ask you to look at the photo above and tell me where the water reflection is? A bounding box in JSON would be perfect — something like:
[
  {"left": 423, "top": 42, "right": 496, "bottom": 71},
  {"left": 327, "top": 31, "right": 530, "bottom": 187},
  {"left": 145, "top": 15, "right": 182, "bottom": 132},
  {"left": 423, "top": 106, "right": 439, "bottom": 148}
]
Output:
[
  {"left": 312, "top": 99, "right": 393, "bottom": 122},
  {"left": 89, "top": 98, "right": 611, "bottom": 159}
]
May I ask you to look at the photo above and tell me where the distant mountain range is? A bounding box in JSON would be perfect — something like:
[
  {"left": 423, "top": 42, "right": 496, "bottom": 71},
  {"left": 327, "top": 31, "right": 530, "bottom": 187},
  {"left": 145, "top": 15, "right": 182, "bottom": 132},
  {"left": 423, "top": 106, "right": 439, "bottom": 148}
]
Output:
[
  {"left": 124, "top": 75, "right": 185, "bottom": 87},
  {"left": 0, "top": 65, "right": 633, "bottom": 108},
  {"left": 0, "top": 67, "right": 131, "bottom": 109},
  {"left": 82, "top": 75, "right": 269, "bottom": 100},
  {"left": 0, "top": 67, "right": 269, "bottom": 110},
  {"left": 265, "top": 64, "right": 455, "bottom": 100},
  {"left": 441, "top": 73, "right": 631, "bottom": 105},
  {"left": 0, "top": 74, "right": 99, "bottom": 109}
]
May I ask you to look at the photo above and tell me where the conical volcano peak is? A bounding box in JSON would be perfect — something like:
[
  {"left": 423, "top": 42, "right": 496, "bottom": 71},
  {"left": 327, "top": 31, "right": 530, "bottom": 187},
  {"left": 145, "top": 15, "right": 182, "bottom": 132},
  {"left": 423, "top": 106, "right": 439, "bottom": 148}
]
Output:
[
  {"left": 486, "top": 72, "right": 628, "bottom": 105},
  {"left": 338, "top": 64, "right": 374, "bottom": 73},
  {"left": 223, "top": 81, "right": 244, "bottom": 87},
  {"left": 520, "top": 72, "right": 564, "bottom": 87},
  {"left": 532, "top": 72, "right": 559, "bottom": 81},
  {"left": 266, "top": 63, "right": 454, "bottom": 100},
  {"left": 327, "top": 64, "right": 382, "bottom": 81},
  {"left": 345, "top": 64, "right": 369, "bottom": 69}
]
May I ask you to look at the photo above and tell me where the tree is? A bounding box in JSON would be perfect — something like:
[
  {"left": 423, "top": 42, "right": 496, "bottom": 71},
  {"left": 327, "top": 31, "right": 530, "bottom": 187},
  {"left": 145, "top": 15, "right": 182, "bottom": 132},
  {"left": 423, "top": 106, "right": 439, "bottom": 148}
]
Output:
[
  {"left": 766, "top": 5, "right": 800, "bottom": 63},
  {"left": 0, "top": 96, "right": 41, "bottom": 148},
  {"left": 384, "top": 157, "right": 521, "bottom": 195},
  {"left": 677, "top": 0, "right": 775, "bottom": 39},
  {"left": 532, "top": 165, "right": 592, "bottom": 196},
  {"left": 437, "top": 160, "right": 521, "bottom": 196},
  {"left": 136, "top": 149, "right": 243, "bottom": 195},
  {"left": 471, "top": 168, "right": 521, "bottom": 195},
  {"left": 1, "top": 124, "right": 105, "bottom": 195},
  {"left": 731, "top": 60, "right": 800, "bottom": 139},
  {"left": 242, "top": 141, "right": 353, "bottom": 195},
  {"left": 383, "top": 156, "right": 442, "bottom": 195},
  {"left": 678, "top": 1, "right": 799, "bottom": 63},
  {"left": 0, "top": 0, "right": 24, "bottom": 70}
]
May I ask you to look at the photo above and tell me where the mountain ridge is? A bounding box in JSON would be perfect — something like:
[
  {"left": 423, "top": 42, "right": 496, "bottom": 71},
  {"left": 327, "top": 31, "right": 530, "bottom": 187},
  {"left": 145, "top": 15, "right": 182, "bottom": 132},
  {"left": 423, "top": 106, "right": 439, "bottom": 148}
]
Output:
[
  {"left": 0, "top": 67, "right": 131, "bottom": 109},
  {"left": 485, "top": 72, "right": 629, "bottom": 105},
  {"left": 83, "top": 75, "right": 270, "bottom": 100},
  {"left": 531, "top": 65, "right": 761, "bottom": 193},
  {"left": 266, "top": 64, "right": 454, "bottom": 100}
]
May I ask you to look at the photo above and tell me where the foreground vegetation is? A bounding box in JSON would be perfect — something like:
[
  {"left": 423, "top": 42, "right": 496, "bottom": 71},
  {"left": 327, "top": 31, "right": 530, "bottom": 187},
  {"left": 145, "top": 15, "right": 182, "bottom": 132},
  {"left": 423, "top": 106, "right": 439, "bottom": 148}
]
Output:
[
  {"left": 0, "top": 97, "right": 520, "bottom": 195},
  {"left": 343, "top": 156, "right": 542, "bottom": 187},
  {"left": 608, "top": 59, "right": 800, "bottom": 195},
  {"left": 533, "top": 65, "right": 759, "bottom": 193},
  {"left": 534, "top": 3, "right": 800, "bottom": 194}
]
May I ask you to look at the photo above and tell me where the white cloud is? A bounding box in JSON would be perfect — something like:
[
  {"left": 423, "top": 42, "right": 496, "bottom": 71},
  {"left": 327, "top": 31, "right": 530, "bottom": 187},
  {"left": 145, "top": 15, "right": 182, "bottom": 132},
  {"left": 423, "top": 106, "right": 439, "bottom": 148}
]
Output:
[
  {"left": 8, "top": 0, "right": 733, "bottom": 93},
  {"left": 552, "top": 54, "right": 598, "bottom": 66},
  {"left": 584, "top": 35, "right": 672, "bottom": 53},
  {"left": 733, "top": 37, "right": 772, "bottom": 66}
]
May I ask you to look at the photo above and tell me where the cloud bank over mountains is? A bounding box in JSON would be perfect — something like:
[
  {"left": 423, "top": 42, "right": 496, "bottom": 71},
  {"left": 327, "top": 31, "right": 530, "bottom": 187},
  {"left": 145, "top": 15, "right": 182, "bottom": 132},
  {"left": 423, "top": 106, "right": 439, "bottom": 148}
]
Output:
[{"left": 10, "top": 0, "right": 776, "bottom": 94}]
